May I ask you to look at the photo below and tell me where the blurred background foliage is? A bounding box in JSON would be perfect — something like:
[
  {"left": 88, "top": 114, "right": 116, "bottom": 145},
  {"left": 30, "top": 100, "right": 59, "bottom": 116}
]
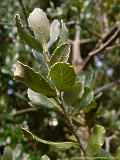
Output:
[{"left": 0, "top": 0, "right": 120, "bottom": 159}]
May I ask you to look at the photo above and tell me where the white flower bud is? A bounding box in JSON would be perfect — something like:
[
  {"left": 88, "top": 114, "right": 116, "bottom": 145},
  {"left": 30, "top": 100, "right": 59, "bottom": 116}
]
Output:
[{"left": 28, "top": 8, "right": 50, "bottom": 45}]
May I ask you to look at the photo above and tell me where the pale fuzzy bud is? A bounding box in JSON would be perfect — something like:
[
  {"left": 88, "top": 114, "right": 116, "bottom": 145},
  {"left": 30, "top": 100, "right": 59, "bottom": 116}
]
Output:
[{"left": 28, "top": 8, "right": 50, "bottom": 45}]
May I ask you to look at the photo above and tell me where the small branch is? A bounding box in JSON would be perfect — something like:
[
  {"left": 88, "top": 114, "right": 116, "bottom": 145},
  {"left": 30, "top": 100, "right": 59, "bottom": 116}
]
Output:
[
  {"left": 94, "top": 79, "right": 120, "bottom": 96},
  {"left": 101, "top": 25, "right": 118, "bottom": 44},
  {"left": 82, "top": 25, "right": 120, "bottom": 70},
  {"left": 72, "top": 24, "right": 84, "bottom": 73},
  {"left": 105, "top": 135, "right": 116, "bottom": 152},
  {"left": 13, "top": 107, "right": 38, "bottom": 116}
]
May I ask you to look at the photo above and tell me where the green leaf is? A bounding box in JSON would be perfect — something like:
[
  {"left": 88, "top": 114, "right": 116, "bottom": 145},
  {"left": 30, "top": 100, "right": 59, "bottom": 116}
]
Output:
[
  {"left": 14, "top": 61, "right": 56, "bottom": 97},
  {"left": 63, "top": 82, "right": 83, "bottom": 106},
  {"left": 49, "top": 62, "right": 76, "bottom": 91},
  {"left": 50, "top": 43, "right": 71, "bottom": 65},
  {"left": 58, "top": 20, "right": 69, "bottom": 45},
  {"left": 22, "top": 128, "right": 79, "bottom": 150},
  {"left": 86, "top": 125, "right": 105, "bottom": 156},
  {"left": 48, "top": 19, "right": 60, "bottom": 48},
  {"left": 27, "top": 89, "right": 60, "bottom": 111},
  {"left": 15, "top": 14, "right": 42, "bottom": 53},
  {"left": 2, "top": 146, "right": 13, "bottom": 160},
  {"left": 79, "top": 87, "right": 94, "bottom": 109}
]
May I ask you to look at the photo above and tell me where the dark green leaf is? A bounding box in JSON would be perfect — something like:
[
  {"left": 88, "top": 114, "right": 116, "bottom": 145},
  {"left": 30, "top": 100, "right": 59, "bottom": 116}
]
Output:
[
  {"left": 49, "top": 62, "right": 76, "bottom": 91},
  {"left": 63, "top": 82, "right": 83, "bottom": 106},
  {"left": 14, "top": 61, "right": 56, "bottom": 97},
  {"left": 50, "top": 43, "right": 71, "bottom": 65},
  {"left": 15, "top": 14, "right": 42, "bottom": 53},
  {"left": 22, "top": 128, "right": 79, "bottom": 150}
]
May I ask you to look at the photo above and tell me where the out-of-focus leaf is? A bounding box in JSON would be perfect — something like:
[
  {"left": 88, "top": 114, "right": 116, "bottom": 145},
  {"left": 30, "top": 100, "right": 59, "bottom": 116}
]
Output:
[
  {"left": 15, "top": 14, "right": 42, "bottom": 53},
  {"left": 2, "top": 146, "right": 13, "bottom": 160},
  {"left": 94, "top": 149, "right": 113, "bottom": 160},
  {"left": 14, "top": 61, "right": 56, "bottom": 97},
  {"left": 41, "top": 155, "right": 50, "bottom": 160},
  {"left": 63, "top": 82, "right": 83, "bottom": 106},
  {"left": 77, "top": 68, "right": 95, "bottom": 88},
  {"left": 49, "top": 62, "right": 76, "bottom": 91},
  {"left": 86, "top": 125, "right": 105, "bottom": 156},
  {"left": 50, "top": 43, "right": 71, "bottom": 65},
  {"left": 79, "top": 87, "right": 94, "bottom": 108},
  {"left": 27, "top": 89, "right": 60, "bottom": 111},
  {"left": 22, "top": 128, "right": 79, "bottom": 150},
  {"left": 48, "top": 19, "right": 60, "bottom": 48},
  {"left": 115, "top": 146, "right": 120, "bottom": 160},
  {"left": 58, "top": 20, "right": 69, "bottom": 46}
]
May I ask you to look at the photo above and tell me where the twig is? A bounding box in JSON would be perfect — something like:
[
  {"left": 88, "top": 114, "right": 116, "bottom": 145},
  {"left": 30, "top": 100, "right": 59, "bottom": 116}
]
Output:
[
  {"left": 94, "top": 79, "right": 120, "bottom": 96},
  {"left": 81, "top": 25, "right": 120, "bottom": 70},
  {"left": 101, "top": 25, "right": 118, "bottom": 44},
  {"left": 72, "top": 24, "right": 83, "bottom": 73},
  {"left": 105, "top": 135, "right": 116, "bottom": 152},
  {"left": 13, "top": 107, "right": 38, "bottom": 116}
]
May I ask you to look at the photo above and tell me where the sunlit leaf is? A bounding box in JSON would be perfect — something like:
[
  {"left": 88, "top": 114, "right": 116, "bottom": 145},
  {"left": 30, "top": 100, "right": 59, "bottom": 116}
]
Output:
[
  {"left": 49, "top": 62, "right": 76, "bottom": 91},
  {"left": 50, "top": 43, "right": 71, "bottom": 65}
]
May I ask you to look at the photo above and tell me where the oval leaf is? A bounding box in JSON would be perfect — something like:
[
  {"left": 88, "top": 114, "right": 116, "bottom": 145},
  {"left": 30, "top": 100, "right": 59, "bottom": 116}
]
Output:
[
  {"left": 50, "top": 43, "right": 71, "bottom": 65},
  {"left": 49, "top": 62, "right": 76, "bottom": 91},
  {"left": 22, "top": 128, "right": 79, "bottom": 150},
  {"left": 14, "top": 61, "right": 56, "bottom": 97}
]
